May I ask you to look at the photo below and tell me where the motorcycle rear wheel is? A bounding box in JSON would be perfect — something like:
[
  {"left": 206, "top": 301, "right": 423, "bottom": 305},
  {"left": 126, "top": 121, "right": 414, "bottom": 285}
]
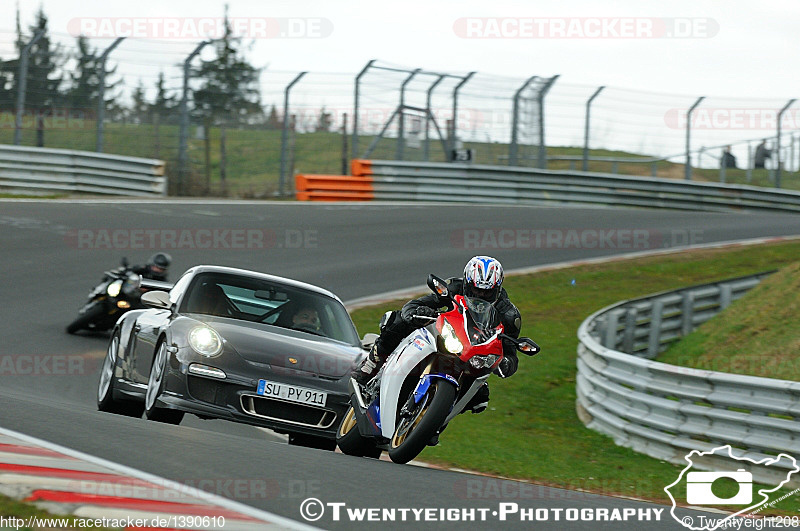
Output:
[
  {"left": 388, "top": 379, "right": 456, "bottom": 464},
  {"left": 66, "top": 303, "right": 106, "bottom": 334}
]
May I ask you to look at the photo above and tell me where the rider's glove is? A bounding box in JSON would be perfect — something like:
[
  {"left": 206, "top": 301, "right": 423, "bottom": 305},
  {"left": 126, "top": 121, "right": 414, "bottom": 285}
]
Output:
[
  {"left": 494, "top": 357, "right": 516, "bottom": 378},
  {"left": 411, "top": 306, "right": 437, "bottom": 327}
]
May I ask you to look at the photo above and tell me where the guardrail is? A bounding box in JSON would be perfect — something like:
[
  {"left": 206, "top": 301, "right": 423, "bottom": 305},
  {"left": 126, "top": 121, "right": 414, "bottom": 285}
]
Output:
[
  {"left": 0, "top": 145, "right": 166, "bottom": 196},
  {"left": 576, "top": 271, "right": 800, "bottom": 486},
  {"left": 296, "top": 159, "right": 800, "bottom": 213}
]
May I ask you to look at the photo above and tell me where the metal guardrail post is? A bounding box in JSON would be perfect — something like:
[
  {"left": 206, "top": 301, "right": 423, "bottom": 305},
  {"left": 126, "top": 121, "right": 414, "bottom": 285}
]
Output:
[
  {"left": 450, "top": 72, "right": 475, "bottom": 161},
  {"left": 684, "top": 96, "right": 705, "bottom": 181},
  {"left": 177, "top": 40, "right": 211, "bottom": 196},
  {"left": 775, "top": 98, "right": 796, "bottom": 189},
  {"left": 509, "top": 75, "right": 538, "bottom": 167},
  {"left": 582, "top": 86, "right": 605, "bottom": 172},
  {"left": 537, "top": 75, "right": 559, "bottom": 169},
  {"left": 96, "top": 37, "right": 125, "bottom": 153},
  {"left": 279, "top": 72, "right": 307, "bottom": 196},
  {"left": 681, "top": 291, "right": 694, "bottom": 335},
  {"left": 396, "top": 69, "right": 420, "bottom": 161},
  {"left": 351, "top": 59, "right": 375, "bottom": 161},
  {"left": 646, "top": 300, "right": 663, "bottom": 359},
  {"left": 13, "top": 30, "right": 43, "bottom": 146},
  {"left": 424, "top": 75, "right": 445, "bottom": 162}
]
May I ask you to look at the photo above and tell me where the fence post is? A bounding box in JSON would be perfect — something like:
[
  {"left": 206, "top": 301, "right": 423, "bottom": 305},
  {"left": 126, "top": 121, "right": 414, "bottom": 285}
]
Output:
[
  {"left": 582, "top": 85, "right": 605, "bottom": 171},
  {"left": 13, "top": 30, "right": 43, "bottom": 146},
  {"left": 746, "top": 142, "right": 753, "bottom": 183},
  {"left": 684, "top": 96, "right": 705, "bottom": 181},
  {"left": 96, "top": 37, "right": 125, "bottom": 153},
  {"left": 341, "top": 112, "right": 348, "bottom": 175},
  {"left": 450, "top": 72, "right": 475, "bottom": 161},
  {"left": 509, "top": 75, "right": 538, "bottom": 166},
  {"left": 351, "top": 59, "right": 375, "bottom": 161},
  {"left": 424, "top": 75, "right": 445, "bottom": 161},
  {"left": 396, "top": 68, "right": 420, "bottom": 161},
  {"left": 775, "top": 98, "right": 796, "bottom": 189},
  {"left": 177, "top": 40, "right": 210, "bottom": 196},
  {"left": 647, "top": 300, "right": 664, "bottom": 359},
  {"left": 537, "top": 75, "right": 559, "bottom": 169},
  {"left": 279, "top": 72, "right": 307, "bottom": 196}
]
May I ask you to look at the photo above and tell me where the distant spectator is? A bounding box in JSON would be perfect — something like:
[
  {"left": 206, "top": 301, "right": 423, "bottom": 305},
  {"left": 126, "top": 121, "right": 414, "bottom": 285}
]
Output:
[
  {"left": 721, "top": 145, "right": 737, "bottom": 169},
  {"left": 754, "top": 140, "right": 772, "bottom": 169}
]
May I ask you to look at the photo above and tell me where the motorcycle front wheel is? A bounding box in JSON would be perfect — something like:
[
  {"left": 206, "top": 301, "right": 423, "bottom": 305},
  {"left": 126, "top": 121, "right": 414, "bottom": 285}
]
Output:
[{"left": 388, "top": 379, "right": 456, "bottom": 464}]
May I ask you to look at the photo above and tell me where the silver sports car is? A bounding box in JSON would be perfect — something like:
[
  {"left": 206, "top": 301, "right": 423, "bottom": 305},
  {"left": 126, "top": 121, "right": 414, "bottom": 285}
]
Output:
[{"left": 96, "top": 265, "right": 368, "bottom": 450}]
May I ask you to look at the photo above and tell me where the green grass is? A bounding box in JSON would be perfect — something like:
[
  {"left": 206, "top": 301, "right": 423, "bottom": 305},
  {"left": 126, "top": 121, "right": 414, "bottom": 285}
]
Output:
[
  {"left": 349, "top": 241, "right": 800, "bottom": 512},
  {"left": 3, "top": 111, "right": 798, "bottom": 196},
  {"left": 0, "top": 493, "right": 114, "bottom": 530},
  {"left": 658, "top": 261, "right": 800, "bottom": 380}
]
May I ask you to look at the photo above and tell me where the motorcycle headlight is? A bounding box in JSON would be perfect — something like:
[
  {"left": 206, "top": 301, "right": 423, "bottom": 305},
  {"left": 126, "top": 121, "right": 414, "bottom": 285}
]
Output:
[
  {"left": 188, "top": 326, "right": 223, "bottom": 357},
  {"left": 441, "top": 320, "right": 463, "bottom": 354},
  {"left": 106, "top": 280, "right": 123, "bottom": 298},
  {"left": 469, "top": 354, "right": 499, "bottom": 369}
]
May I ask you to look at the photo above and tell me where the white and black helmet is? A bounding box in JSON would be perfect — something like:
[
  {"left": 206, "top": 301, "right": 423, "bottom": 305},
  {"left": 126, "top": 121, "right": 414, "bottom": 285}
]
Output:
[{"left": 463, "top": 255, "right": 504, "bottom": 302}]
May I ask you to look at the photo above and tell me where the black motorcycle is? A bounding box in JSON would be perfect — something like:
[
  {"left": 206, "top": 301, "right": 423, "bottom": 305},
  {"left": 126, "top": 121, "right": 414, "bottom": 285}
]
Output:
[{"left": 66, "top": 258, "right": 146, "bottom": 334}]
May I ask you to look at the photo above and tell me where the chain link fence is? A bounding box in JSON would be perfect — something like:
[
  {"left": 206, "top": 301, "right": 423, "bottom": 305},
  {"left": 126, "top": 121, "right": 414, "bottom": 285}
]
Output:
[{"left": 1, "top": 31, "right": 799, "bottom": 196}]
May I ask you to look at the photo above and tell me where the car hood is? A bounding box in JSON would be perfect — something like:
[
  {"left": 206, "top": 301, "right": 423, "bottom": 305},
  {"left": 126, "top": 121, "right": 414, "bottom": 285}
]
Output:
[{"left": 203, "top": 319, "right": 362, "bottom": 378}]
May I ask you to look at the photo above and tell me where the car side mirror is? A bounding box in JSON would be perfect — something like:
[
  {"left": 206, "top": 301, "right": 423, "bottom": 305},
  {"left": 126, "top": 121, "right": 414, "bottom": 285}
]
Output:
[
  {"left": 141, "top": 290, "right": 171, "bottom": 310},
  {"left": 516, "top": 337, "right": 540, "bottom": 356},
  {"left": 427, "top": 274, "right": 450, "bottom": 299}
]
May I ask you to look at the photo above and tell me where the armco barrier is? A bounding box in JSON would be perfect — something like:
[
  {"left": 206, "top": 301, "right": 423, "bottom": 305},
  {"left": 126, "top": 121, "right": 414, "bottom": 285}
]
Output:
[
  {"left": 576, "top": 271, "right": 800, "bottom": 486},
  {"left": 0, "top": 144, "right": 166, "bottom": 196},
  {"left": 298, "top": 159, "right": 800, "bottom": 213}
]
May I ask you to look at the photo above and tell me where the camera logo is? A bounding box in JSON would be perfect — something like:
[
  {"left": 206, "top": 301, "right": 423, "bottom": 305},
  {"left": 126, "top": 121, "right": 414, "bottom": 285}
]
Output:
[
  {"left": 665, "top": 445, "right": 799, "bottom": 531},
  {"left": 685, "top": 469, "right": 752, "bottom": 505}
]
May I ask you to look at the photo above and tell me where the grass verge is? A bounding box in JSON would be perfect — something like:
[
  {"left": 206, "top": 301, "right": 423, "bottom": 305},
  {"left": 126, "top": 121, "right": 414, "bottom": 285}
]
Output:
[
  {"left": 348, "top": 241, "right": 800, "bottom": 512},
  {"left": 658, "top": 261, "right": 800, "bottom": 380}
]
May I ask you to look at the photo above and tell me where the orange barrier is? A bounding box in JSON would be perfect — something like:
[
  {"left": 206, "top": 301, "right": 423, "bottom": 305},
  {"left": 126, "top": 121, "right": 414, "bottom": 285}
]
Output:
[
  {"left": 295, "top": 173, "right": 374, "bottom": 201},
  {"left": 350, "top": 159, "right": 372, "bottom": 177}
]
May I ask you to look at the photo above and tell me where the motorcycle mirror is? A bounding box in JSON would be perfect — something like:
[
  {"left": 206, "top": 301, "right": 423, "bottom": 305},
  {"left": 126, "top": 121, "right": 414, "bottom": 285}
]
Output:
[
  {"left": 427, "top": 274, "right": 450, "bottom": 298},
  {"left": 516, "top": 338, "right": 540, "bottom": 356},
  {"left": 141, "top": 290, "right": 171, "bottom": 310}
]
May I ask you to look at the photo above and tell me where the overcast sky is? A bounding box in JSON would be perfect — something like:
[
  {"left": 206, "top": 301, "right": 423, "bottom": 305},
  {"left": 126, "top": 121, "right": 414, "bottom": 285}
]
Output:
[{"left": 1, "top": 0, "right": 798, "bottom": 162}]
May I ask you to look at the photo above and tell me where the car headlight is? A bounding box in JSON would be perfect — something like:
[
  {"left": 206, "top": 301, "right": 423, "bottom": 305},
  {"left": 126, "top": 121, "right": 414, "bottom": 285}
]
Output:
[
  {"left": 469, "top": 354, "right": 499, "bottom": 369},
  {"left": 188, "top": 326, "right": 223, "bottom": 357},
  {"left": 441, "top": 320, "right": 463, "bottom": 354},
  {"left": 106, "top": 280, "right": 123, "bottom": 298}
]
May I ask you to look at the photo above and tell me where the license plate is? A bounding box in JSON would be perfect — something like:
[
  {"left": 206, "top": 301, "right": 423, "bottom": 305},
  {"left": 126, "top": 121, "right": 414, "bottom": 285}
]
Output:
[{"left": 256, "top": 379, "right": 327, "bottom": 407}]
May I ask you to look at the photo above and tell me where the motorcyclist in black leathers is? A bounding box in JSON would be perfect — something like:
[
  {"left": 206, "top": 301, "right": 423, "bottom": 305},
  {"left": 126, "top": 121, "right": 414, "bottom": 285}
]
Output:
[
  {"left": 352, "top": 256, "right": 522, "bottom": 416},
  {"left": 131, "top": 252, "right": 172, "bottom": 281}
]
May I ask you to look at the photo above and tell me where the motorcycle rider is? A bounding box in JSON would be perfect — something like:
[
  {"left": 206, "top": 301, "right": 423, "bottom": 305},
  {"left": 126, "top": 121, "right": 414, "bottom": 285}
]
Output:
[
  {"left": 132, "top": 252, "right": 172, "bottom": 281},
  {"left": 352, "top": 256, "right": 522, "bottom": 415}
]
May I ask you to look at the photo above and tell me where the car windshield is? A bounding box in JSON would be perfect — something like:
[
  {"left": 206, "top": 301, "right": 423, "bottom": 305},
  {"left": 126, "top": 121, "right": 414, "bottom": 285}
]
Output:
[{"left": 180, "top": 272, "right": 360, "bottom": 346}]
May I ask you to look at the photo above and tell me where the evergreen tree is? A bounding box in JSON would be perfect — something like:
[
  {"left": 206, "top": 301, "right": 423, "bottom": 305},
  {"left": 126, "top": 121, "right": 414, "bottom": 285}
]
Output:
[
  {"left": 193, "top": 5, "right": 263, "bottom": 191},
  {"left": 266, "top": 104, "right": 281, "bottom": 129},
  {"left": 130, "top": 79, "right": 149, "bottom": 124},
  {"left": 150, "top": 71, "right": 176, "bottom": 123}
]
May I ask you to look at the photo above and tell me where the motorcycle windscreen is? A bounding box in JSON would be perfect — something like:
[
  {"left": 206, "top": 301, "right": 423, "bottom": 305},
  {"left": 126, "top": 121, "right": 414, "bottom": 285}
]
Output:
[{"left": 463, "top": 297, "right": 501, "bottom": 344}]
